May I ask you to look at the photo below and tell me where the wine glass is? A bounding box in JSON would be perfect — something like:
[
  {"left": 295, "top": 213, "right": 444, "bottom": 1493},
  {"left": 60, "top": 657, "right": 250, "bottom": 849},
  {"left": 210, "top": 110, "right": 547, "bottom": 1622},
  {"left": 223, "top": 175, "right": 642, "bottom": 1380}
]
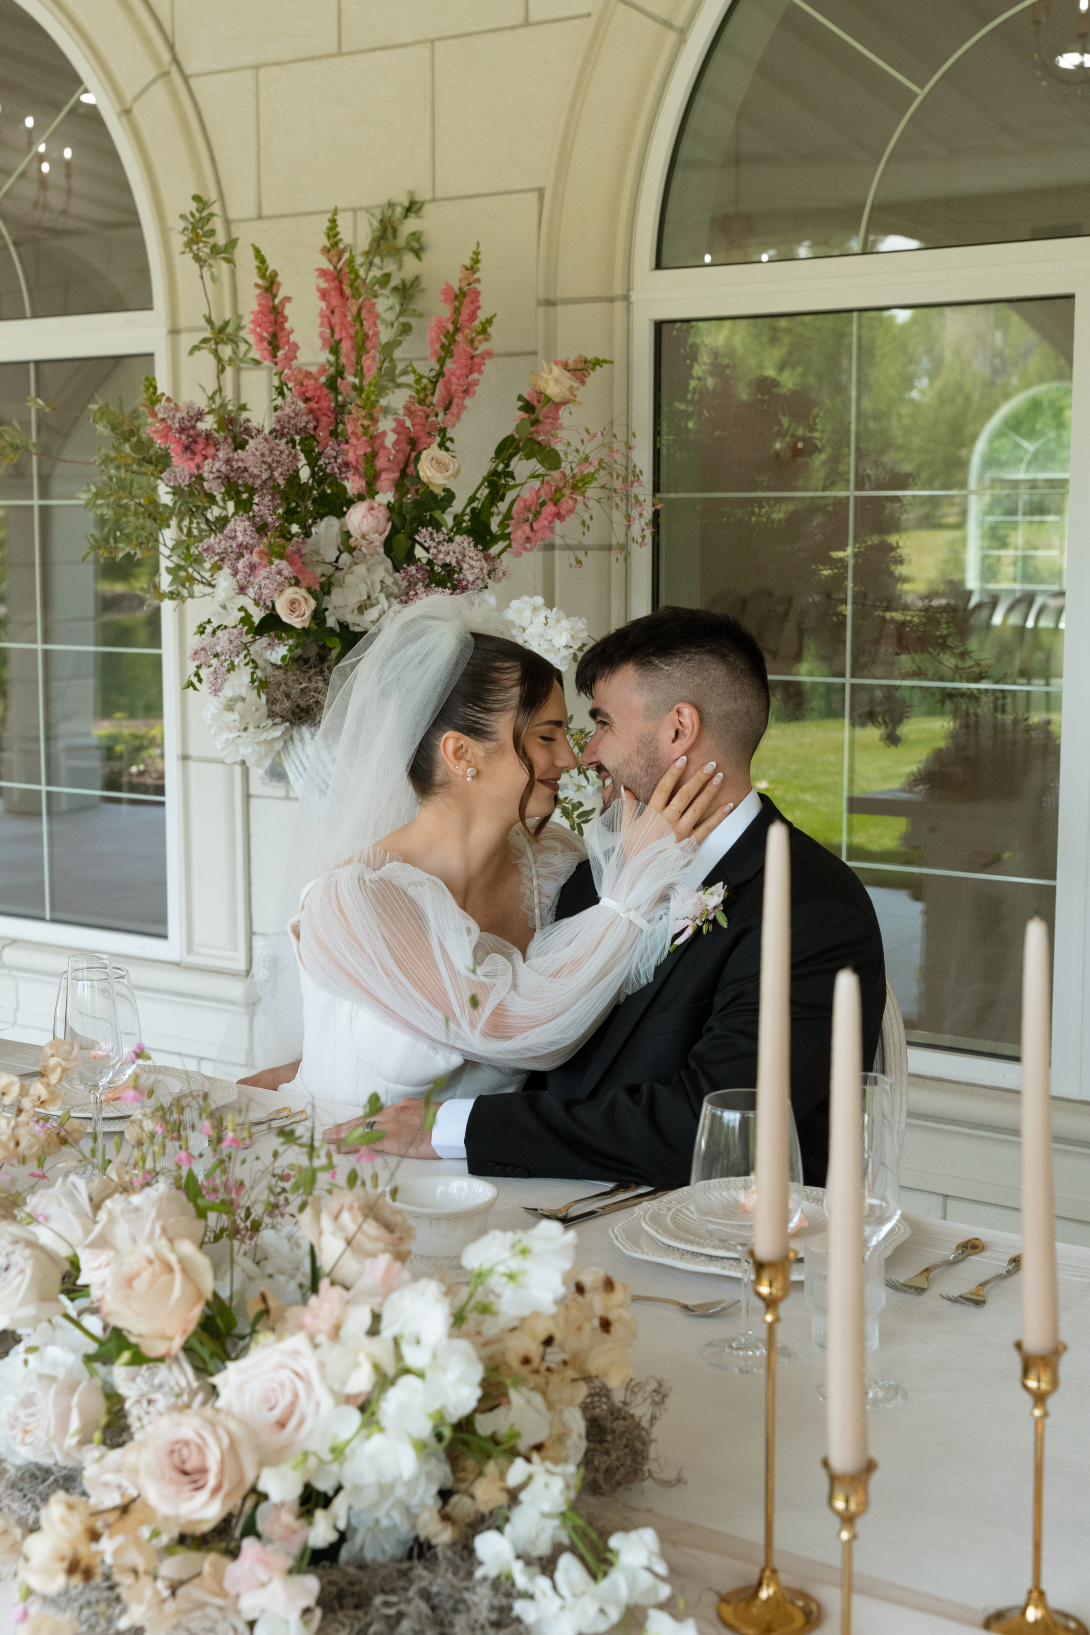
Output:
[
  {"left": 61, "top": 958, "right": 123, "bottom": 1162},
  {"left": 55, "top": 961, "right": 143, "bottom": 1089},
  {"left": 690, "top": 1089, "right": 806, "bottom": 1374}
]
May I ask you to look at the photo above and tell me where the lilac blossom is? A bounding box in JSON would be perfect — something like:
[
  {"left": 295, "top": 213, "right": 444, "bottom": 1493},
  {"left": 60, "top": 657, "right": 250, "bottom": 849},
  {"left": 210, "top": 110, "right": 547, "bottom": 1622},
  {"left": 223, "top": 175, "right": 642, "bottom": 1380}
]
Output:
[{"left": 401, "top": 528, "right": 506, "bottom": 602}]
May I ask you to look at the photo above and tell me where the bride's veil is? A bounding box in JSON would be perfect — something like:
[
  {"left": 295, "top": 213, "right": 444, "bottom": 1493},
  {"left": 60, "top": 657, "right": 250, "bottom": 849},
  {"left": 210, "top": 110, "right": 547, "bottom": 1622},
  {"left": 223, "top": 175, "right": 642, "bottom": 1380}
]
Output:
[{"left": 220, "top": 593, "right": 510, "bottom": 1076}]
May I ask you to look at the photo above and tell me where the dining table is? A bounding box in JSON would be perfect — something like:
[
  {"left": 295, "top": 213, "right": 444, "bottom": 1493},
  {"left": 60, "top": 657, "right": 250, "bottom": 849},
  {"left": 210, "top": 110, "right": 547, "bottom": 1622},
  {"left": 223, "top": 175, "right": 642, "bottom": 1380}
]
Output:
[
  {"left": 228, "top": 1081, "right": 1090, "bottom": 1635},
  {"left": 2, "top": 1047, "right": 1088, "bottom": 1633}
]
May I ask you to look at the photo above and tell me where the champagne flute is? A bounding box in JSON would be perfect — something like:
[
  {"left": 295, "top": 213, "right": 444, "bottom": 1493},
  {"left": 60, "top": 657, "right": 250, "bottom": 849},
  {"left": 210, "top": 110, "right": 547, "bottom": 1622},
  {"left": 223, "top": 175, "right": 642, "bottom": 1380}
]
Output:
[
  {"left": 62, "top": 958, "right": 123, "bottom": 1164},
  {"left": 690, "top": 1089, "right": 806, "bottom": 1374}
]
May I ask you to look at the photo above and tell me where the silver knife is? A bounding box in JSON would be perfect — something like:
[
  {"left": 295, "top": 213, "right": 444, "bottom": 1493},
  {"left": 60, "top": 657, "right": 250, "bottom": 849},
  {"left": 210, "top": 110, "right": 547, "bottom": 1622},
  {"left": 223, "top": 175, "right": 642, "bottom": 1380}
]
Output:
[{"left": 561, "top": 1187, "right": 677, "bottom": 1225}]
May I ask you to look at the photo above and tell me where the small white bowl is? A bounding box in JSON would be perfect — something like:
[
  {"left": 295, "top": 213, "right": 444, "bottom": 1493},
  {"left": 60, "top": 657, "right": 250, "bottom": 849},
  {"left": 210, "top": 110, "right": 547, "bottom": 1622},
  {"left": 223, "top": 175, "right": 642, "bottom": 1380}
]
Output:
[{"left": 396, "top": 1174, "right": 498, "bottom": 1266}]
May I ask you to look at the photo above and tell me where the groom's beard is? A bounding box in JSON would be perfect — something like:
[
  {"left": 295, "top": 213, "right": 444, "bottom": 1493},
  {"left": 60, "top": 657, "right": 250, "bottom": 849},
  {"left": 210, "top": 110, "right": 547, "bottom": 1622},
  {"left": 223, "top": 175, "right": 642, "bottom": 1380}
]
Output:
[{"left": 597, "top": 733, "right": 666, "bottom": 807}]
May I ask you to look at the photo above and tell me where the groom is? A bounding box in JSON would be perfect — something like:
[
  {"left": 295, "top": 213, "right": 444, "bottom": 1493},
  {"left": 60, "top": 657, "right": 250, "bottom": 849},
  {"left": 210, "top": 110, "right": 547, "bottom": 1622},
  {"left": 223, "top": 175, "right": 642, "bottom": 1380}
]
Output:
[{"left": 339, "top": 606, "right": 885, "bottom": 1187}]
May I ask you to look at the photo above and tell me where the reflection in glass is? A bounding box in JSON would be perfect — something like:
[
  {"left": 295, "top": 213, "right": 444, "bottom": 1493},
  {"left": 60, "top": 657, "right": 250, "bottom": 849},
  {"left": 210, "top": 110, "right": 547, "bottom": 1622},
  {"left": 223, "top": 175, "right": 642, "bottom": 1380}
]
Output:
[
  {"left": 660, "top": 0, "right": 1090, "bottom": 269},
  {"left": 656, "top": 296, "right": 1072, "bottom": 1057},
  {"left": 0, "top": 352, "right": 164, "bottom": 936},
  {"left": 0, "top": 0, "right": 152, "bottom": 319},
  {"left": 47, "top": 793, "right": 166, "bottom": 937}
]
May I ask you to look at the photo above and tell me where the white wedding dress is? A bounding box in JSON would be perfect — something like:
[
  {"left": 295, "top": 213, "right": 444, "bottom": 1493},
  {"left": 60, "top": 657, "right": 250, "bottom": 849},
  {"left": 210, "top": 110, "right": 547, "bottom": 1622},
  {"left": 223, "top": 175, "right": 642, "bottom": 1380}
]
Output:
[{"left": 250, "top": 593, "right": 694, "bottom": 1121}]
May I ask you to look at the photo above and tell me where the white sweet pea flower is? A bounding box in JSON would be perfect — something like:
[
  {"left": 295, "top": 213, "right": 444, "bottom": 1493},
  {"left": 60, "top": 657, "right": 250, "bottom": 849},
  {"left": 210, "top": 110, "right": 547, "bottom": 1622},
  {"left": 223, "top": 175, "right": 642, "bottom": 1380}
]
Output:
[
  {"left": 504, "top": 1456, "right": 577, "bottom": 1559},
  {"left": 554, "top": 1553, "right": 631, "bottom": 1632},
  {"left": 377, "top": 1374, "right": 435, "bottom": 1442},
  {"left": 461, "top": 1220, "right": 575, "bottom": 1327},
  {"left": 474, "top": 1528, "right": 519, "bottom": 1580},
  {"left": 608, "top": 1527, "right": 671, "bottom": 1605},
  {"left": 379, "top": 1278, "right": 451, "bottom": 1368},
  {"left": 503, "top": 596, "right": 589, "bottom": 673},
  {"left": 307, "top": 1506, "right": 339, "bottom": 1549},
  {"left": 257, "top": 1460, "right": 307, "bottom": 1502},
  {"left": 421, "top": 1337, "right": 483, "bottom": 1422},
  {"left": 644, "top": 1612, "right": 700, "bottom": 1635},
  {"left": 306, "top": 1402, "right": 362, "bottom": 1464}
]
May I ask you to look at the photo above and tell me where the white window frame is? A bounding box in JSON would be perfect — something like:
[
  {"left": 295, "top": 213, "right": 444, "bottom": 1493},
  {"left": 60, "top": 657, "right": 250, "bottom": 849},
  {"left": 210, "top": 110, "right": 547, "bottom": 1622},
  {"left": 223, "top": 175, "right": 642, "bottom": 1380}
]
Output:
[
  {"left": 628, "top": 0, "right": 1090, "bottom": 1097},
  {"left": 0, "top": 0, "right": 174, "bottom": 960}
]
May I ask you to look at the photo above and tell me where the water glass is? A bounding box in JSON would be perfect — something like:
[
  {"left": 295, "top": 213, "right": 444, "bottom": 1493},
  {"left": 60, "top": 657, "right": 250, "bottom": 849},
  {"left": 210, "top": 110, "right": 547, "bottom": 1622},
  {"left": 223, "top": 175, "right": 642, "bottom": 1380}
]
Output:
[
  {"left": 690, "top": 1088, "right": 806, "bottom": 1374},
  {"left": 55, "top": 960, "right": 143, "bottom": 1089}
]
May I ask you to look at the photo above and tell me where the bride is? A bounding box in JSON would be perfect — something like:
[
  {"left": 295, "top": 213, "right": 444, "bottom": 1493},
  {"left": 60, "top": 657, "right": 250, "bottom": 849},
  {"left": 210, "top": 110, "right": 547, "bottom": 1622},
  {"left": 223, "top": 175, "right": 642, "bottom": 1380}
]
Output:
[{"left": 241, "top": 594, "right": 729, "bottom": 1129}]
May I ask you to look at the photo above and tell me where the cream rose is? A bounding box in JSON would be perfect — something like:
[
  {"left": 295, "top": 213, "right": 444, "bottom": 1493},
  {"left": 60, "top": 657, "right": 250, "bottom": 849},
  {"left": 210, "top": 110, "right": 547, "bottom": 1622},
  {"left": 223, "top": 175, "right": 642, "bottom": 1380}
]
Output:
[
  {"left": 79, "top": 1182, "right": 204, "bottom": 1301},
  {"left": 0, "top": 1225, "right": 66, "bottom": 1329},
  {"left": 300, "top": 1191, "right": 413, "bottom": 1288},
  {"left": 345, "top": 498, "right": 392, "bottom": 553},
  {"left": 274, "top": 586, "right": 316, "bottom": 629},
  {"left": 528, "top": 360, "right": 581, "bottom": 404},
  {"left": 5, "top": 1373, "right": 105, "bottom": 1467},
  {"left": 416, "top": 445, "right": 461, "bottom": 493},
  {"left": 25, "top": 1174, "right": 99, "bottom": 1258},
  {"left": 100, "top": 1235, "right": 214, "bottom": 1359},
  {"left": 136, "top": 1407, "right": 257, "bottom": 1531},
  {"left": 213, "top": 1331, "right": 333, "bottom": 1465}
]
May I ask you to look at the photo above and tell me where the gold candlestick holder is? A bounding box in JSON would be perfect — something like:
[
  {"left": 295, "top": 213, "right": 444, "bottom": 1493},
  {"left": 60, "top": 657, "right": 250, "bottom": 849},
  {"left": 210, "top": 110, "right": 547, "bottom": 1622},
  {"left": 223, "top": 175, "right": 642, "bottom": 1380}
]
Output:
[
  {"left": 984, "top": 1343, "right": 1086, "bottom": 1635},
  {"left": 718, "top": 1251, "right": 821, "bottom": 1635},
  {"left": 824, "top": 1458, "right": 876, "bottom": 1635}
]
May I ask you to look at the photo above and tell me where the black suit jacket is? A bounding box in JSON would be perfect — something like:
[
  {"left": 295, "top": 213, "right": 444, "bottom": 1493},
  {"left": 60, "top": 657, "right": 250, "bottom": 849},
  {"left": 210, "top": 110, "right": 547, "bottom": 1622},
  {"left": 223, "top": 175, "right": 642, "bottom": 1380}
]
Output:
[{"left": 464, "top": 797, "right": 885, "bottom": 1188}]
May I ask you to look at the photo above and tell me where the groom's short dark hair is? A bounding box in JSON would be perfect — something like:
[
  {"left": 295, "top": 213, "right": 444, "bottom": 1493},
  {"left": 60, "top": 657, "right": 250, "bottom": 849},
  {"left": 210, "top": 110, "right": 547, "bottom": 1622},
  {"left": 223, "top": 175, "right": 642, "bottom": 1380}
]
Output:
[{"left": 575, "top": 606, "right": 770, "bottom": 765}]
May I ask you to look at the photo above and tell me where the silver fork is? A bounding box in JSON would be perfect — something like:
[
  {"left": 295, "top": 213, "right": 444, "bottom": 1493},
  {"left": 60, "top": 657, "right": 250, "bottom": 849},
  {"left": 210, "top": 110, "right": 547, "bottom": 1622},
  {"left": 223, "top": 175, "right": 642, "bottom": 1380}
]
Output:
[
  {"left": 523, "top": 1180, "right": 640, "bottom": 1221},
  {"left": 886, "top": 1236, "right": 985, "bottom": 1295},
  {"left": 631, "top": 1294, "right": 738, "bottom": 1316},
  {"left": 940, "top": 1253, "right": 1022, "bottom": 1307}
]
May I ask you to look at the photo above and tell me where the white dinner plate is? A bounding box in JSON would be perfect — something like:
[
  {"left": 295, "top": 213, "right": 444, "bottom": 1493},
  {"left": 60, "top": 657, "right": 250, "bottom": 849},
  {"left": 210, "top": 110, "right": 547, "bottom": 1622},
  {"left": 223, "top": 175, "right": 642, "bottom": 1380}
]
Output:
[
  {"left": 611, "top": 1201, "right": 911, "bottom": 1280},
  {"left": 642, "top": 1183, "right": 830, "bottom": 1260},
  {"left": 68, "top": 1066, "right": 236, "bottom": 1123}
]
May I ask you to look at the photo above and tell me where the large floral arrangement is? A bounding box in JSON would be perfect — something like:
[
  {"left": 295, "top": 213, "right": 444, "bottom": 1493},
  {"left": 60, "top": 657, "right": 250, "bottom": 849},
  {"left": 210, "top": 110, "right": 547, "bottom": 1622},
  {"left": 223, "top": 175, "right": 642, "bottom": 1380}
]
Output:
[
  {"left": 0, "top": 1059, "right": 692, "bottom": 1635},
  {"left": 61, "top": 196, "right": 649, "bottom": 776}
]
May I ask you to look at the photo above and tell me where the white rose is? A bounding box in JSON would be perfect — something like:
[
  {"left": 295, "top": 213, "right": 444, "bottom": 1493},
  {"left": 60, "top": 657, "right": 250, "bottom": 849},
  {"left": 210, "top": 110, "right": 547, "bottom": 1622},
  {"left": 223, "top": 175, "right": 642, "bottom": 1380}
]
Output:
[
  {"left": 528, "top": 360, "right": 581, "bottom": 404},
  {"left": 5, "top": 1373, "right": 105, "bottom": 1466},
  {"left": 0, "top": 1226, "right": 66, "bottom": 1329},
  {"left": 300, "top": 1191, "right": 413, "bottom": 1289},
  {"left": 273, "top": 586, "right": 316, "bottom": 629},
  {"left": 100, "top": 1235, "right": 214, "bottom": 1360},
  {"left": 79, "top": 1182, "right": 205, "bottom": 1301},
  {"left": 416, "top": 445, "right": 461, "bottom": 493},
  {"left": 25, "top": 1174, "right": 99, "bottom": 1259},
  {"left": 213, "top": 1332, "right": 334, "bottom": 1466}
]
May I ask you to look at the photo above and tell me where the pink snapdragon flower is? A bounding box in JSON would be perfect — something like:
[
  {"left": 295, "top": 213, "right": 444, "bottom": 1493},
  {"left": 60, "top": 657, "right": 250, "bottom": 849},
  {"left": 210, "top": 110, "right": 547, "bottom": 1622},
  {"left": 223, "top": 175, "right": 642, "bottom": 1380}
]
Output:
[
  {"left": 509, "top": 474, "right": 580, "bottom": 556},
  {"left": 284, "top": 367, "right": 335, "bottom": 448},
  {"left": 249, "top": 261, "right": 300, "bottom": 371},
  {"left": 429, "top": 261, "right": 494, "bottom": 430}
]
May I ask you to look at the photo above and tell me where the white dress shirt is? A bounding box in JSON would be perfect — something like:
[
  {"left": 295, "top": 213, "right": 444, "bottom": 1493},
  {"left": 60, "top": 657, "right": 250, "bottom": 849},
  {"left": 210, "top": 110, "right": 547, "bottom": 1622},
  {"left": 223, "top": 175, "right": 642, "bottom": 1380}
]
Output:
[{"left": 430, "top": 787, "right": 764, "bottom": 1159}]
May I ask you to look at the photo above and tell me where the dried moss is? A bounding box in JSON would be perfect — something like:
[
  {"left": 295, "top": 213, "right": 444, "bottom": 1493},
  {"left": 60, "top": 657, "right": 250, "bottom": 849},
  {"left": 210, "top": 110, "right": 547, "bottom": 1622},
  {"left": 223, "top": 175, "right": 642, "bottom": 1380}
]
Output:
[
  {"left": 318, "top": 1542, "right": 523, "bottom": 1635},
  {"left": 580, "top": 1375, "right": 679, "bottom": 1495},
  {"left": 263, "top": 649, "right": 336, "bottom": 726}
]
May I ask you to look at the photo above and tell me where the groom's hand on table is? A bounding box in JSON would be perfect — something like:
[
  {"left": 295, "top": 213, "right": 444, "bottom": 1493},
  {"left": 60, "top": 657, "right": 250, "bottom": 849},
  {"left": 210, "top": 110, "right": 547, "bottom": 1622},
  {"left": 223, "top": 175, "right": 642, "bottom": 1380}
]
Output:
[{"left": 324, "top": 1096, "right": 438, "bottom": 1159}]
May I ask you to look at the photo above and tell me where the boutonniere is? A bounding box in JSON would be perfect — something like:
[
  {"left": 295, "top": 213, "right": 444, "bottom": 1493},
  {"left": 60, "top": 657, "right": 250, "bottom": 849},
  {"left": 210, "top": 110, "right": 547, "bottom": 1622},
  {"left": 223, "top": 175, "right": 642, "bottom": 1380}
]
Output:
[{"left": 670, "top": 882, "right": 728, "bottom": 951}]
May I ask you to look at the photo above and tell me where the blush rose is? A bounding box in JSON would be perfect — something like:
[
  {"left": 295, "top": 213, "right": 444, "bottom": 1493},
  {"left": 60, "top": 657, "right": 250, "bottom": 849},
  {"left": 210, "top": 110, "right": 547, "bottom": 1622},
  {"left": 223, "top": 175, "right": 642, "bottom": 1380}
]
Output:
[
  {"left": 100, "top": 1235, "right": 214, "bottom": 1359},
  {"left": 274, "top": 587, "right": 316, "bottom": 628},
  {"left": 135, "top": 1407, "right": 258, "bottom": 1532}
]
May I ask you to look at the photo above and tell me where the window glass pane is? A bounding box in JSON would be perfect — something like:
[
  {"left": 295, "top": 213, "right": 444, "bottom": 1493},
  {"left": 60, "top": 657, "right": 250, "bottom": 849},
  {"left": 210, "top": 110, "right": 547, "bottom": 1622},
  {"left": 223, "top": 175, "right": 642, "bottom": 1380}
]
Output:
[
  {"left": 656, "top": 294, "right": 1072, "bottom": 1058},
  {"left": 35, "top": 356, "right": 154, "bottom": 500},
  {"left": 46, "top": 648, "right": 162, "bottom": 794},
  {"left": 660, "top": 0, "right": 1090, "bottom": 268},
  {"left": 0, "top": 0, "right": 152, "bottom": 318},
  {"left": 46, "top": 791, "right": 166, "bottom": 937},
  {"left": 0, "top": 646, "right": 41, "bottom": 787},
  {"left": 0, "top": 503, "right": 36, "bottom": 644},
  {"left": 0, "top": 784, "right": 45, "bottom": 918},
  {"left": 0, "top": 363, "right": 32, "bottom": 498}
]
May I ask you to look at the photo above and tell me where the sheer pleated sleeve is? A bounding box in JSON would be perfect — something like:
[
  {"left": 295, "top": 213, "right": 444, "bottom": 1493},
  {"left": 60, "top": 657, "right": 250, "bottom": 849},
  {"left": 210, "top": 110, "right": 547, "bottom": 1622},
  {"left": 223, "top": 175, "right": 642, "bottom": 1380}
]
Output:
[{"left": 296, "top": 799, "right": 693, "bottom": 1072}]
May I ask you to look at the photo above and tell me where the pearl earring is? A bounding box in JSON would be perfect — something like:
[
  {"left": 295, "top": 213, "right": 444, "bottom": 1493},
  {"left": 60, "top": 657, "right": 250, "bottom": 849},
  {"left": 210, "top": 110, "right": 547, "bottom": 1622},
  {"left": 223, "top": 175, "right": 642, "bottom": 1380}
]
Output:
[{"left": 465, "top": 766, "right": 478, "bottom": 781}]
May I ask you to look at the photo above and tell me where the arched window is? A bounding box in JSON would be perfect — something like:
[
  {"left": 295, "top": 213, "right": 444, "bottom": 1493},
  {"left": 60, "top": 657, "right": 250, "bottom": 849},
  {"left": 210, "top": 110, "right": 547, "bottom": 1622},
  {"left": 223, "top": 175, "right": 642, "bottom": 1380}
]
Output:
[
  {"left": 0, "top": 0, "right": 165, "bottom": 949},
  {"left": 637, "top": 0, "right": 1090, "bottom": 1083}
]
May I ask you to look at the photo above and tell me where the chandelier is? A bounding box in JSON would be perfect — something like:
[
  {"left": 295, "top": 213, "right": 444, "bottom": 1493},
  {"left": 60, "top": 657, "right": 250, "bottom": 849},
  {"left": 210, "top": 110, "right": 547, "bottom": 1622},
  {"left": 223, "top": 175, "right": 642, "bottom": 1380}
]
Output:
[{"left": 1033, "top": 0, "right": 1090, "bottom": 88}]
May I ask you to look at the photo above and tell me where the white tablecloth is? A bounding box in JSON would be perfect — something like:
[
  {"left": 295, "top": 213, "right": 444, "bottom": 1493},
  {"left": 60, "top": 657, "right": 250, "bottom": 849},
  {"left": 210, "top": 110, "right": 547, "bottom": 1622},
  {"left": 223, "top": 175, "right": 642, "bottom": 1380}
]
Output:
[{"left": 234, "top": 1085, "right": 1088, "bottom": 1632}]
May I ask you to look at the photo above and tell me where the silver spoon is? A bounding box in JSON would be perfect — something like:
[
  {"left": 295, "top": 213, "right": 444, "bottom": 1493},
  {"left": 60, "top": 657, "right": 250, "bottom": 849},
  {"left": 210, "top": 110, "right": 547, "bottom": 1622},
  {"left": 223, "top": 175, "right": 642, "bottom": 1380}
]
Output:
[{"left": 631, "top": 1294, "right": 738, "bottom": 1316}]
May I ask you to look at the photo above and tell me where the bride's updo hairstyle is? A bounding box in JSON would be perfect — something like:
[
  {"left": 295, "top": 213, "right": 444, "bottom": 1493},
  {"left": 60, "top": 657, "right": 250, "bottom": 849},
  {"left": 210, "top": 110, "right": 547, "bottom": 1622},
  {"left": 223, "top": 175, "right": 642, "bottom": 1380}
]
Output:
[{"left": 408, "top": 632, "right": 562, "bottom": 833}]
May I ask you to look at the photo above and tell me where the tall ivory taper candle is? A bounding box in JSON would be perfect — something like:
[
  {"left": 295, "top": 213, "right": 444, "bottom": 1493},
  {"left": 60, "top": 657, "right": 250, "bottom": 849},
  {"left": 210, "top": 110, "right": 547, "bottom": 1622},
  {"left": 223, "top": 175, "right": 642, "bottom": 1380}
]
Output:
[
  {"left": 755, "top": 821, "right": 791, "bottom": 1262},
  {"left": 827, "top": 966, "right": 868, "bottom": 1475},
  {"left": 1021, "top": 917, "right": 1059, "bottom": 1356}
]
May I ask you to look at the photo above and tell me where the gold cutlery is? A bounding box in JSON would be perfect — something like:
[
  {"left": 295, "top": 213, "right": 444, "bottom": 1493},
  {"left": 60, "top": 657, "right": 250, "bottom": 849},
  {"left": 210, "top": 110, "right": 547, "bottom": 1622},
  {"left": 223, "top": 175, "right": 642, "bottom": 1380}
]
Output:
[
  {"left": 940, "top": 1253, "right": 1021, "bottom": 1307},
  {"left": 886, "top": 1236, "right": 986, "bottom": 1294},
  {"left": 562, "top": 1187, "right": 677, "bottom": 1225},
  {"left": 631, "top": 1294, "right": 738, "bottom": 1316},
  {"left": 523, "top": 1180, "right": 641, "bottom": 1221}
]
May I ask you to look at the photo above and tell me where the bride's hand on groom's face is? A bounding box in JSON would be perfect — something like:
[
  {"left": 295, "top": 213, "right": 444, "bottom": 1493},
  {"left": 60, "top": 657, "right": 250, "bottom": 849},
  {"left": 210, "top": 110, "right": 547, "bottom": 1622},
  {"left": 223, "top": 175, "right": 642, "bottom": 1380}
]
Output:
[
  {"left": 324, "top": 1097, "right": 438, "bottom": 1160},
  {"left": 629, "top": 757, "right": 734, "bottom": 846}
]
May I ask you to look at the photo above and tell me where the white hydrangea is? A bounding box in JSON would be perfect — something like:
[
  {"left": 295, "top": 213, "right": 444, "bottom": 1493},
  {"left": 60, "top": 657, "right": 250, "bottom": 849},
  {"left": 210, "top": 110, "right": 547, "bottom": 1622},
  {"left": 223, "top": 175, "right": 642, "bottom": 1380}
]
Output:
[
  {"left": 303, "top": 514, "right": 346, "bottom": 571},
  {"left": 211, "top": 568, "right": 260, "bottom": 627},
  {"left": 202, "top": 673, "right": 292, "bottom": 773},
  {"left": 327, "top": 549, "right": 402, "bottom": 633},
  {"left": 503, "top": 596, "right": 589, "bottom": 672}
]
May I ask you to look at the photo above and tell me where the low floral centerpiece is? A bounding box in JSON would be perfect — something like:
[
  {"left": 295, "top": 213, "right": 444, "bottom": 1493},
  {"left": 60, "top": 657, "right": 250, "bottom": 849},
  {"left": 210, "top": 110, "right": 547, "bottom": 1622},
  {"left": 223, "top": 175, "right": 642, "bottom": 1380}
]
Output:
[{"left": 0, "top": 1053, "right": 691, "bottom": 1635}]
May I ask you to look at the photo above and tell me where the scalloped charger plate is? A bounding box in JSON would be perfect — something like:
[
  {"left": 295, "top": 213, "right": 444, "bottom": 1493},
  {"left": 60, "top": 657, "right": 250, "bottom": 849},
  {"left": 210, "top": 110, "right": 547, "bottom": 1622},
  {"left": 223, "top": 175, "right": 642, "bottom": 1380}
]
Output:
[{"left": 67, "top": 1066, "right": 236, "bottom": 1123}]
